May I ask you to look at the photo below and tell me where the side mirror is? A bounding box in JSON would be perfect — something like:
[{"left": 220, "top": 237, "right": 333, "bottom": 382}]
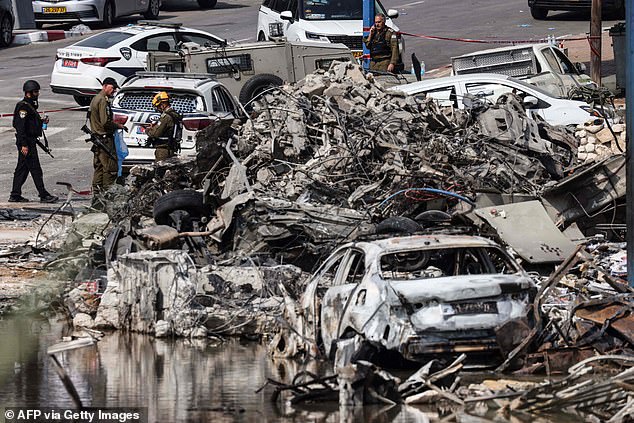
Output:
[
  {"left": 387, "top": 9, "right": 399, "bottom": 18},
  {"left": 574, "top": 62, "right": 587, "bottom": 74},
  {"left": 523, "top": 95, "right": 539, "bottom": 108},
  {"left": 280, "top": 10, "right": 293, "bottom": 21}
]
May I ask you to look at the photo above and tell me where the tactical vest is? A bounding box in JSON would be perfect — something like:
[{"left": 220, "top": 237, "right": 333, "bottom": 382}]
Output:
[{"left": 371, "top": 29, "right": 392, "bottom": 59}]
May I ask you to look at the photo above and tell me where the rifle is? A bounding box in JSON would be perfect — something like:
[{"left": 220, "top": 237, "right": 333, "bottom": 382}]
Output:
[
  {"left": 37, "top": 130, "right": 54, "bottom": 158},
  {"left": 80, "top": 124, "right": 117, "bottom": 161}
]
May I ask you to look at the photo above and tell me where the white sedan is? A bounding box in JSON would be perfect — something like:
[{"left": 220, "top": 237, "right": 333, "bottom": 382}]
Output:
[
  {"left": 392, "top": 73, "right": 612, "bottom": 127},
  {"left": 50, "top": 21, "right": 226, "bottom": 106},
  {"left": 33, "top": 0, "right": 160, "bottom": 28}
]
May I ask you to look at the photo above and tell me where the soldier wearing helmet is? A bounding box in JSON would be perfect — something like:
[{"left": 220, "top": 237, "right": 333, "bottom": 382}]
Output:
[
  {"left": 146, "top": 91, "right": 182, "bottom": 162},
  {"left": 88, "top": 77, "right": 123, "bottom": 204},
  {"left": 8, "top": 80, "right": 58, "bottom": 203}
]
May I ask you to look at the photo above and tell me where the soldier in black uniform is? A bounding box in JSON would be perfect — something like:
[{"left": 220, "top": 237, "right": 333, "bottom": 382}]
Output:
[{"left": 8, "top": 80, "right": 58, "bottom": 203}]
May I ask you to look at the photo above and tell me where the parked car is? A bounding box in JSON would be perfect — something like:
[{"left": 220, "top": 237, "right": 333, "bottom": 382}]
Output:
[
  {"left": 392, "top": 73, "right": 613, "bottom": 127},
  {"left": 256, "top": 0, "right": 403, "bottom": 63},
  {"left": 527, "top": 0, "right": 625, "bottom": 20},
  {"left": 295, "top": 234, "right": 535, "bottom": 365},
  {"left": 111, "top": 72, "right": 243, "bottom": 167},
  {"left": 0, "top": 0, "right": 14, "bottom": 48},
  {"left": 451, "top": 43, "right": 594, "bottom": 99},
  {"left": 50, "top": 21, "right": 226, "bottom": 106},
  {"left": 33, "top": 0, "right": 161, "bottom": 28}
]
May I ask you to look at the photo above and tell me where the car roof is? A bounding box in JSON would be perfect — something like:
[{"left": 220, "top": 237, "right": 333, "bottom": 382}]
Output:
[
  {"left": 393, "top": 73, "right": 518, "bottom": 95},
  {"left": 121, "top": 75, "right": 222, "bottom": 91},
  {"left": 353, "top": 234, "right": 500, "bottom": 253}
]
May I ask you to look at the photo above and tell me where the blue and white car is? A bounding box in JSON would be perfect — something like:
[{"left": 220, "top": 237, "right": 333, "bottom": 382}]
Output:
[
  {"left": 111, "top": 72, "right": 244, "bottom": 167},
  {"left": 50, "top": 21, "right": 226, "bottom": 106},
  {"left": 33, "top": 0, "right": 161, "bottom": 28}
]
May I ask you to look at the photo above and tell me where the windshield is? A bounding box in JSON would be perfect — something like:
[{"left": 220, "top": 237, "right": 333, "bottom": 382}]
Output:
[
  {"left": 380, "top": 247, "right": 520, "bottom": 281},
  {"left": 75, "top": 31, "right": 134, "bottom": 49},
  {"left": 507, "top": 76, "right": 557, "bottom": 98},
  {"left": 301, "top": 0, "right": 386, "bottom": 20}
]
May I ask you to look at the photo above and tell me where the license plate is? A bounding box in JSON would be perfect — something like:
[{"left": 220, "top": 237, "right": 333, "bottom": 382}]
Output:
[
  {"left": 43, "top": 7, "right": 66, "bottom": 13},
  {"left": 353, "top": 51, "right": 363, "bottom": 59},
  {"left": 450, "top": 301, "right": 498, "bottom": 315},
  {"left": 136, "top": 126, "right": 146, "bottom": 134},
  {"left": 62, "top": 59, "right": 77, "bottom": 68}
]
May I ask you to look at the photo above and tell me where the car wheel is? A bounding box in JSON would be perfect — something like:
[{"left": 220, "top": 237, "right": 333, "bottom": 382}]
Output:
[
  {"left": 100, "top": 0, "right": 114, "bottom": 28},
  {"left": 153, "top": 190, "right": 206, "bottom": 225},
  {"left": 0, "top": 14, "right": 12, "bottom": 48},
  {"left": 375, "top": 216, "right": 422, "bottom": 235},
  {"left": 530, "top": 6, "right": 548, "bottom": 19},
  {"left": 73, "top": 95, "right": 93, "bottom": 107},
  {"left": 35, "top": 22, "right": 43, "bottom": 29},
  {"left": 257, "top": 31, "right": 267, "bottom": 41},
  {"left": 238, "top": 73, "right": 283, "bottom": 105},
  {"left": 198, "top": 0, "right": 218, "bottom": 8},
  {"left": 143, "top": 0, "right": 160, "bottom": 19}
]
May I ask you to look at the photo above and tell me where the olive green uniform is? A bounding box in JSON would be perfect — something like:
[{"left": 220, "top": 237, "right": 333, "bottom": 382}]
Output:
[
  {"left": 88, "top": 92, "right": 118, "bottom": 193},
  {"left": 146, "top": 107, "right": 181, "bottom": 162},
  {"left": 363, "top": 27, "right": 399, "bottom": 72}
]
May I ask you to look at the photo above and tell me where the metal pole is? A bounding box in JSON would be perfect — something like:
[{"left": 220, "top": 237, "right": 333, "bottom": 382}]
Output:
[
  {"left": 362, "top": 0, "right": 375, "bottom": 70},
  {"left": 627, "top": 0, "right": 634, "bottom": 288},
  {"left": 590, "top": 0, "right": 602, "bottom": 85}
]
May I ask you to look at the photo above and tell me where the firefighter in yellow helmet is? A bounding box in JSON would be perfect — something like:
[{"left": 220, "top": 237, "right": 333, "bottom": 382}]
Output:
[{"left": 146, "top": 91, "right": 182, "bottom": 162}]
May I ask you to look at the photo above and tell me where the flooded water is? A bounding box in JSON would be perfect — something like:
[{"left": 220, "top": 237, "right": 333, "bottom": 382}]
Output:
[{"left": 0, "top": 316, "right": 579, "bottom": 422}]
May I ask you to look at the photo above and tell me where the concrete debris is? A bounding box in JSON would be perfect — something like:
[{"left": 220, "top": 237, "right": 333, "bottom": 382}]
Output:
[{"left": 574, "top": 119, "right": 625, "bottom": 163}]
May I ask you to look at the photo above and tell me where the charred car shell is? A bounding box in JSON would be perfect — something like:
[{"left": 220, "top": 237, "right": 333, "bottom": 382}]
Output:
[{"left": 299, "top": 235, "right": 536, "bottom": 366}]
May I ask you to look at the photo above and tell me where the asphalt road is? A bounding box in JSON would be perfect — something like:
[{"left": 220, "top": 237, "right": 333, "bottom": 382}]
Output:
[{"left": 0, "top": 0, "right": 621, "bottom": 202}]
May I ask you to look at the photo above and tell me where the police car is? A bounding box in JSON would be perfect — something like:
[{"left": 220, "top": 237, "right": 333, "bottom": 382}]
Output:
[
  {"left": 50, "top": 21, "right": 226, "bottom": 106},
  {"left": 111, "top": 72, "right": 244, "bottom": 167}
]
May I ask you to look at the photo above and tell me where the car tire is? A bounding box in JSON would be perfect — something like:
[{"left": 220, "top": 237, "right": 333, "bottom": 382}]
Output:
[
  {"left": 257, "top": 31, "right": 267, "bottom": 41},
  {"left": 153, "top": 190, "right": 206, "bottom": 225},
  {"left": 375, "top": 216, "right": 421, "bottom": 235},
  {"left": 238, "top": 73, "right": 283, "bottom": 105},
  {"left": 99, "top": 0, "right": 115, "bottom": 28},
  {"left": 35, "top": 22, "right": 43, "bottom": 29},
  {"left": 143, "top": 0, "right": 160, "bottom": 19},
  {"left": 530, "top": 6, "right": 548, "bottom": 19},
  {"left": 73, "top": 95, "right": 93, "bottom": 107},
  {"left": 198, "top": 0, "right": 218, "bottom": 8},
  {"left": 0, "top": 14, "right": 12, "bottom": 48}
]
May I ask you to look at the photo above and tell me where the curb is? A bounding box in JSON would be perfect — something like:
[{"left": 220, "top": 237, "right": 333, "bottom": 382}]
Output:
[{"left": 12, "top": 30, "right": 85, "bottom": 46}]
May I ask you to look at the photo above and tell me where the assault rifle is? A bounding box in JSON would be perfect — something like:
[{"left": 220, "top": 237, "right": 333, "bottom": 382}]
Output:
[
  {"left": 37, "top": 130, "right": 54, "bottom": 158},
  {"left": 80, "top": 125, "right": 117, "bottom": 161}
]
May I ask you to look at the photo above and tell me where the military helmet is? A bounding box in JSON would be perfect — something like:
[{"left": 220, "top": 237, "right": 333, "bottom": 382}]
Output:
[
  {"left": 23, "top": 80, "right": 41, "bottom": 93},
  {"left": 152, "top": 91, "right": 170, "bottom": 107}
]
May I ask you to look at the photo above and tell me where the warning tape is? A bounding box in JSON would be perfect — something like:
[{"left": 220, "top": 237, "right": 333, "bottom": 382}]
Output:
[
  {"left": 0, "top": 105, "right": 86, "bottom": 118},
  {"left": 398, "top": 31, "right": 600, "bottom": 45}
]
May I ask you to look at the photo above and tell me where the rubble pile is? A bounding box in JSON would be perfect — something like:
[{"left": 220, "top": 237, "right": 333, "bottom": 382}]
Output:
[{"left": 575, "top": 119, "right": 626, "bottom": 163}]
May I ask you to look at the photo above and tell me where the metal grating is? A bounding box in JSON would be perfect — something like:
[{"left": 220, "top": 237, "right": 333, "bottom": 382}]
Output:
[
  {"left": 206, "top": 54, "right": 252, "bottom": 74},
  {"left": 326, "top": 35, "right": 362, "bottom": 51},
  {"left": 453, "top": 48, "right": 536, "bottom": 77},
  {"left": 118, "top": 93, "right": 198, "bottom": 114}
]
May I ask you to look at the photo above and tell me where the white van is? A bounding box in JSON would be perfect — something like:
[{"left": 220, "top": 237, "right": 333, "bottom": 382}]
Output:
[{"left": 256, "top": 0, "right": 403, "bottom": 63}]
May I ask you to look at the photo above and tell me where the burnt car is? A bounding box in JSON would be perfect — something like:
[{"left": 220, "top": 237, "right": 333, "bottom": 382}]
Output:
[{"left": 296, "top": 234, "right": 536, "bottom": 366}]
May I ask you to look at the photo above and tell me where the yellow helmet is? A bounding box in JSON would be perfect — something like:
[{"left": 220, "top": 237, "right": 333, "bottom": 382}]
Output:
[{"left": 152, "top": 91, "right": 170, "bottom": 107}]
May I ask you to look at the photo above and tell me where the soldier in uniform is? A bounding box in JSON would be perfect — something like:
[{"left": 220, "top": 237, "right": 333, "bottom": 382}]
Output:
[
  {"left": 9, "top": 80, "right": 58, "bottom": 203},
  {"left": 363, "top": 13, "right": 399, "bottom": 73},
  {"left": 88, "top": 77, "right": 123, "bottom": 200},
  {"left": 146, "top": 91, "right": 182, "bottom": 162}
]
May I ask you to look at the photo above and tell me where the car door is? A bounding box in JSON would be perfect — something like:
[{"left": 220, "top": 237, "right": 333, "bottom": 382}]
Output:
[
  {"left": 463, "top": 80, "right": 548, "bottom": 121},
  {"left": 114, "top": 0, "right": 134, "bottom": 16},
  {"left": 320, "top": 249, "right": 365, "bottom": 354},
  {"left": 131, "top": 33, "right": 179, "bottom": 69},
  {"left": 259, "top": 0, "right": 290, "bottom": 39},
  {"left": 414, "top": 85, "right": 458, "bottom": 109}
]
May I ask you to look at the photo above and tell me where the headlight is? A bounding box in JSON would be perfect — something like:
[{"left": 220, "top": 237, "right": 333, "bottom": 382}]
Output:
[{"left": 305, "top": 31, "right": 328, "bottom": 41}]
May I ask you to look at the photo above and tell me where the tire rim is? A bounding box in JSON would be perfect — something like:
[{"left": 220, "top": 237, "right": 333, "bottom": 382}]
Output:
[
  {"left": 1, "top": 17, "right": 10, "bottom": 46},
  {"left": 151, "top": 0, "right": 159, "bottom": 16}
]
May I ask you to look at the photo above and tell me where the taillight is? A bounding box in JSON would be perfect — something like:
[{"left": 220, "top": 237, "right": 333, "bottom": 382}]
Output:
[
  {"left": 80, "top": 57, "right": 120, "bottom": 67},
  {"left": 113, "top": 113, "right": 129, "bottom": 125},
  {"left": 182, "top": 118, "right": 212, "bottom": 131}
]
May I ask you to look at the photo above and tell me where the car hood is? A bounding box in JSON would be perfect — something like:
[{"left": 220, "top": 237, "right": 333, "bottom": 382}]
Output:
[{"left": 389, "top": 274, "right": 534, "bottom": 303}]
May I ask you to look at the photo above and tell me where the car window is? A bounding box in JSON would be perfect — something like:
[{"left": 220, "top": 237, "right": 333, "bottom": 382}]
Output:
[
  {"left": 541, "top": 47, "right": 563, "bottom": 74},
  {"left": 118, "top": 90, "right": 200, "bottom": 114},
  {"left": 465, "top": 82, "right": 529, "bottom": 104},
  {"left": 75, "top": 31, "right": 134, "bottom": 48},
  {"left": 380, "top": 247, "right": 518, "bottom": 280},
  {"left": 312, "top": 251, "right": 346, "bottom": 291},
  {"left": 552, "top": 48, "right": 577, "bottom": 75},
  {"left": 131, "top": 34, "right": 178, "bottom": 52},
  {"left": 301, "top": 0, "right": 376, "bottom": 20},
  {"left": 179, "top": 33, "right": 223, "bottom": 47},
  {"left": 416, "top": 85, "right": 457, "bottom": 108},
  {"left": 211, "top": 88, "right": 232, "bottom": 114},
  {"left": 340, "top": 250, "right": 365, "bottom": 286}
]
